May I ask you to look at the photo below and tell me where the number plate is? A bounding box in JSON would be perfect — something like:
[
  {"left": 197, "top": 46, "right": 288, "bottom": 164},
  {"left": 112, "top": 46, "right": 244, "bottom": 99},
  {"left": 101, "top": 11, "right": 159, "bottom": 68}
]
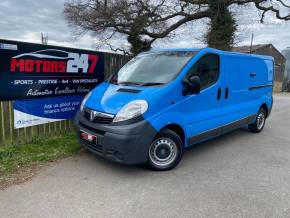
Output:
[{"left": 80, "top": 130, "right": 97, "bottom": 144}]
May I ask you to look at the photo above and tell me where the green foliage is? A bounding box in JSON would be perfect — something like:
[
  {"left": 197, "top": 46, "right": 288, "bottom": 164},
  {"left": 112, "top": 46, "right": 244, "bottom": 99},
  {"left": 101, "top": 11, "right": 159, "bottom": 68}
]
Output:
[
  {"left": 127, "top": 34, "right": 151, "bottom": 55},
  {"left": 206, "top": 0, "right": 237, "bottom": 50},
  {"left": 0, "top": 133, "right": 80, "bottom": 181}
]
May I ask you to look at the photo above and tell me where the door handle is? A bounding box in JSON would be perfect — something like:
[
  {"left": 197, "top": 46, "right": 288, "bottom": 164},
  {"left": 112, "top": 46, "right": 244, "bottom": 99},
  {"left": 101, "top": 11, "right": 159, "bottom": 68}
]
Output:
[
  {"left": 250, "top": 72, "right": 256, "bottom": 77},
  {"left": 225, "top": 88, "right": 229, "bottom": 99},
  {"left": 217, "top": 88, "right": 221, "bottom": 100}
]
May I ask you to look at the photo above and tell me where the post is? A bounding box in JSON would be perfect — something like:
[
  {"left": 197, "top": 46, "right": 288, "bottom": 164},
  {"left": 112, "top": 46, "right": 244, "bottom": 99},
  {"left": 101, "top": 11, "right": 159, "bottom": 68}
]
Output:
[{"left": 250, "top": 33, "right": 254, "bottom": 54}]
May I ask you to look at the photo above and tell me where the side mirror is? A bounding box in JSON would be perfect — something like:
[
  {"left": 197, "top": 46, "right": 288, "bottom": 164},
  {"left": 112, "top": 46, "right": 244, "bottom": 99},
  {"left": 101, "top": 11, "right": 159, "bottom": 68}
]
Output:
[{"left": 182, "top": 75, "right": 201, "bottom": 95}]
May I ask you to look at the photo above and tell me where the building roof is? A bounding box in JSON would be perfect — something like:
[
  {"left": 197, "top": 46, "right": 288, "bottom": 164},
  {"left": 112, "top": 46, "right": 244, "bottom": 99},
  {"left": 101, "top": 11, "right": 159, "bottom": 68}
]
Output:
[
  {"left": 233, "top": 44, "right": 272, "bottom": 53},
  {"left": 233, "top": 44, "right": 286, "bottom": 63}
]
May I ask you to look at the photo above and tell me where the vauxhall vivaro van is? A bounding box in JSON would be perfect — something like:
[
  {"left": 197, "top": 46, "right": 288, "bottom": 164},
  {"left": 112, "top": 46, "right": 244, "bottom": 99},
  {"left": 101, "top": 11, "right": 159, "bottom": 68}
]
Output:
[{"left": 74, "top": 48, "right": 273, "bottom": 170}]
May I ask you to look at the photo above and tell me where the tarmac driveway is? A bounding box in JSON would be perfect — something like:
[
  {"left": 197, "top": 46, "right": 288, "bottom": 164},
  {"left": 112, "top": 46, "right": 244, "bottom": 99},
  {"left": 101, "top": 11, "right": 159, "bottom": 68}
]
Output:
[{"left": 1, "top": 94, "right": 290, "bottom": 218}]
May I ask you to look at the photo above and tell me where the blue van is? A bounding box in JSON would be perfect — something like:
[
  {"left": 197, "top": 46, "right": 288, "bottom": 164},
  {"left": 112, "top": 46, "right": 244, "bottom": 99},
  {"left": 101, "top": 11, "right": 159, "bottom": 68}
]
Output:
[{"left": 74, "top": 48, "right": 273, "bottom": 170}]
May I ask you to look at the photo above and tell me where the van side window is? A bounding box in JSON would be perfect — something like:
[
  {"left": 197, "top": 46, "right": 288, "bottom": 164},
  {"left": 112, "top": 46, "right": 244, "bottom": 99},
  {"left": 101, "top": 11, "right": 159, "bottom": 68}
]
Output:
[{"left": 187, "top": 54, "right": 220, "bottom": 89}]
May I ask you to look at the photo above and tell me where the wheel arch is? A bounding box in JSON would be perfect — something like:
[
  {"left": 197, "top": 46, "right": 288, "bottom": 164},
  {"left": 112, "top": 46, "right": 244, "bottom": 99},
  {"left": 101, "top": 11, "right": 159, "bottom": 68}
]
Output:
[
  {"left": 160, "top": 124, "right": 186, "bottom": 147},
  {"left": 260, "top": 103, "right": 269, "bottom": 117}
]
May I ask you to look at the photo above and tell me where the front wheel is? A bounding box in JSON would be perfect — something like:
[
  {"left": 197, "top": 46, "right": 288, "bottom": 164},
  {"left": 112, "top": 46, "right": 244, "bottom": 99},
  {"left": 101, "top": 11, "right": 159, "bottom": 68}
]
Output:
[
  {"left": 147, "top": 129, "right": 183, "bottom": 171},
  {"left": 248, "top": 107, "right": 267, "bottom": 133}
]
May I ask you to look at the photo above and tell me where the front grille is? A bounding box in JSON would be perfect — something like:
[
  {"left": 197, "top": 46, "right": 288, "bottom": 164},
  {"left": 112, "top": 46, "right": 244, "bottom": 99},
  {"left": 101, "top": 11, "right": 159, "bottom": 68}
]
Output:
[
  {"left": 79, "top": 122, "right": 105, "bottom": 136},
  {"left": 84, "top": 108, "right": 114, "bottom": 124},
  {"left": 80, "top": 139, "right": 103, "bottom": 153}
]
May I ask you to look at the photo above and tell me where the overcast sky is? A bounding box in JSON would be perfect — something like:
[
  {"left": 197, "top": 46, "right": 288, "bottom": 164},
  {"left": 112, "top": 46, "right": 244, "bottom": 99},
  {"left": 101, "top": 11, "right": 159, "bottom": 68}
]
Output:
[{"left": 0, "top": 0, "right": 289, "bottom": 52}]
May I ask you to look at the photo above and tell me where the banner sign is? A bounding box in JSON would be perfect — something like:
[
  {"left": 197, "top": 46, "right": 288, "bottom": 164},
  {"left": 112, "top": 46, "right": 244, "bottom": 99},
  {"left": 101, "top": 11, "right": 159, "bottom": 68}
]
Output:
[
  {"left": 0, "top": 39, "right": 104, "bottom": 100},
  {"left": 13, "top": 95, "right": 83, "bottom": 129}
]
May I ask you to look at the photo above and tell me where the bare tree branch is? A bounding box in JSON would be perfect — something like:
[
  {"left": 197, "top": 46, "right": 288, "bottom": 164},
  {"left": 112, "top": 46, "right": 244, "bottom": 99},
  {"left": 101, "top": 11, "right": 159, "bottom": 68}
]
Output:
[
  {"left": 253, "top": 0, "right": 290, "bottom": 22},
  {"left": 64, "top": 0, "right": 290, "bottom": 54}
]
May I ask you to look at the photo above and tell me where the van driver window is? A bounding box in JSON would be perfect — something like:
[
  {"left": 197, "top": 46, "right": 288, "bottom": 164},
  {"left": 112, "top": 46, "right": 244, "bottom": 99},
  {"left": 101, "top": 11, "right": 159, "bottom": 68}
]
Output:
[{"left": 187, "top": 54, "right": 220, "bottom": 89}]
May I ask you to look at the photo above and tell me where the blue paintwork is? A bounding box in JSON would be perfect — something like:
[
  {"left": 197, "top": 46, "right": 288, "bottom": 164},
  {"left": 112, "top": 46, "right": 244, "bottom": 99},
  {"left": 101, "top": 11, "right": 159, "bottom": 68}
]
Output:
[{"left": 85, "top": 48, "right": 274, "bottom": 147}]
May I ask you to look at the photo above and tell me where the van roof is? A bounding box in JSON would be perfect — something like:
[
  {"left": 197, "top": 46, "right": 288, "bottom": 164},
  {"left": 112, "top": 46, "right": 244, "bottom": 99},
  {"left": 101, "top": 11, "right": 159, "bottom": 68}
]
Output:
[{"left": 150, "top": 47, "right": 274, "bottom": 61}]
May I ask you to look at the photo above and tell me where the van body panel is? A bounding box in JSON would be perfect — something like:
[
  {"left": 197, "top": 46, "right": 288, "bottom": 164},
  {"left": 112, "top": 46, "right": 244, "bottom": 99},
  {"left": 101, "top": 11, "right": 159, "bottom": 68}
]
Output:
[
  {"left": 85, "top": 82, "right": 161, "bottom": 115},
  {"left": 221, "top": 53, "right": 273, "bottom": 133},
  {"left": 222, "top": 55, "right": 257, "bottom": 130},
  {"left": 74, "top": 47, "right": 274, "bottom": 165},
  {"left": 147, "top": 49, "right": 224, "bottom": 146}
]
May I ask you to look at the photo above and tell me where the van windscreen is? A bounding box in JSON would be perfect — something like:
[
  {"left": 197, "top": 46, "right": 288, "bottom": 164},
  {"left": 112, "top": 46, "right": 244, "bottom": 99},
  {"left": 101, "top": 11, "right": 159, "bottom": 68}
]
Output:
[{"left": 109, "top": 51, "right": 197, "bottom": 86}]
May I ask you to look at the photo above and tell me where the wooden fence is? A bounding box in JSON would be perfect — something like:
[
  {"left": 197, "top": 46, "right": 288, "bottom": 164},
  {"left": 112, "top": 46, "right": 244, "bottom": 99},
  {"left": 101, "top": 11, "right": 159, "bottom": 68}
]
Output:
[{"left": 0, "top": 52, "right": 131, "bottom": 146}]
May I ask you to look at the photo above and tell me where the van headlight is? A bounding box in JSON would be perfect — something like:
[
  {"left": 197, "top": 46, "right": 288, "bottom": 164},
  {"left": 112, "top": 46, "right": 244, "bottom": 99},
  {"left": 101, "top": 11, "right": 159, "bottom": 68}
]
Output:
[
  {"left": 113, "top": 100, "right": 148, "bottom": 123},
  {"left": 80, "top": 91, "right": 92, "bottom": 112}
]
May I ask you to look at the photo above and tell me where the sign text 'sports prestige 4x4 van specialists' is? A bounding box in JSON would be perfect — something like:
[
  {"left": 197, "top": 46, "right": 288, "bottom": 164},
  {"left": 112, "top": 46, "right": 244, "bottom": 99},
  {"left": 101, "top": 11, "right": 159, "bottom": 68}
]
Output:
[{"left": 74, "top": 48, "right": 274, "bottom": 171}]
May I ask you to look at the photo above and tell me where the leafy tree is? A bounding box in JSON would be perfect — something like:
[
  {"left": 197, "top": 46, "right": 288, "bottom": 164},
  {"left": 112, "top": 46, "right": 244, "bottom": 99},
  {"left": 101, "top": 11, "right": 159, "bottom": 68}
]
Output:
[
  {"left": 64, "top": 0, "right": 290, "bottom": 54},
  {"left": 206, "top": 0, "right": 237, "bottom": 50}
]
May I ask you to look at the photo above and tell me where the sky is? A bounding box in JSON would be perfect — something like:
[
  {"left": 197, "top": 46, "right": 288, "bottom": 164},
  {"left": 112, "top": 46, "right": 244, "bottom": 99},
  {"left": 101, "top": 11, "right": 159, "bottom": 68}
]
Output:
[{"left": 0, "top": 0, "right": 289, "bottom": 52}]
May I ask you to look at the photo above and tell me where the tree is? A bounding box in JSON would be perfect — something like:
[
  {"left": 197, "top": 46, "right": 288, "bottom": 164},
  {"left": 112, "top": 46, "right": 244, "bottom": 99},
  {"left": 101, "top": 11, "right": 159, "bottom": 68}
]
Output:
[
  {"left": 64, "top": 0, "right": 290, "bottom": 54},
  {"left": 204, "top": 0, "right": 290, "bottom": 50},
  {"left": 64, "top": 0, "right": 209, "bottom": 55},
  {"left": 206, "top": 0, "right": 237, "bottom": 50}
]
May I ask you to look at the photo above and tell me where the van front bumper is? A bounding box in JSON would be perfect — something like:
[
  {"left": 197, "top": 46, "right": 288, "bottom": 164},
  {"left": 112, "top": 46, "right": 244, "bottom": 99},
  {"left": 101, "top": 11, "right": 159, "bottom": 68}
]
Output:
[{"left": 74, "top": 111, "right": 157, "bottom": 165}]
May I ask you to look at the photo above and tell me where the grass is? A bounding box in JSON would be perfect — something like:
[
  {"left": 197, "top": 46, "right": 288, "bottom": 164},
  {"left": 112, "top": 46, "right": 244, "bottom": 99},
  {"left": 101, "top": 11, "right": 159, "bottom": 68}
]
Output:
[{"left": 0, "top": 133, "right": 80, "bottom": 184}]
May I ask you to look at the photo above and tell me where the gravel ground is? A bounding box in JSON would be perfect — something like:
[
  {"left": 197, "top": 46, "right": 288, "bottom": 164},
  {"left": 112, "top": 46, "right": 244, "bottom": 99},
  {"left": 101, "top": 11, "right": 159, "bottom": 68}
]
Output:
[{"left": 1, "top": 94, "right": 290, "bottom": 218}]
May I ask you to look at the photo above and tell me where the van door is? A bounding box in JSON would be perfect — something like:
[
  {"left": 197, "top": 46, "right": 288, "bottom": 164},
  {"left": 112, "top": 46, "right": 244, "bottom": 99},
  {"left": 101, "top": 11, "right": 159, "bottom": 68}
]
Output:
[
  {"left": 183, "top": 53, "right": 224, "bottom": 146},
  {"left": 222, "top": 56, "right": 256, "bottom": 133}
]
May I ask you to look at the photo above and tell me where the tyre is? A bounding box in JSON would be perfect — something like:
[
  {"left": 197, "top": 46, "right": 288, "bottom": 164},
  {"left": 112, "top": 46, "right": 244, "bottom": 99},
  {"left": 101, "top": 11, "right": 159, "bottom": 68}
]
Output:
[
  {"left": 147, "top": 129, "right": 183, "bottom": 171},
  {"left": 248, "top": 107, "right": 267, "bottom": 133}
]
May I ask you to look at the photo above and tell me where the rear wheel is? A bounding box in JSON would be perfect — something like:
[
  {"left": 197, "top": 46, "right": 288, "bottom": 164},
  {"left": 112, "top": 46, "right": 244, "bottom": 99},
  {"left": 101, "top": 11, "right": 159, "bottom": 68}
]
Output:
[
  {"left": 248, "top": 107, "right": 267, "bottom": 133},
  {"left": 147, "top": 129, "right": 183, "bottom": 171}
]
